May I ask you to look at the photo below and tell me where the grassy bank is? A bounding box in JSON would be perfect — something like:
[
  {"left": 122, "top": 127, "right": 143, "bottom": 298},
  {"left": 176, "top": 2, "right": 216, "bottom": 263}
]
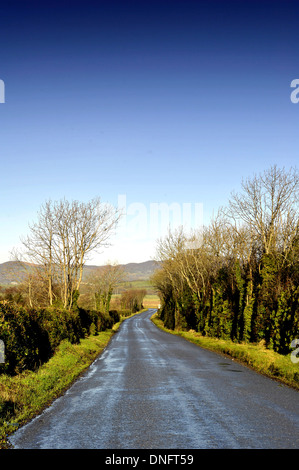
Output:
[{"left": 151, "top": 312, "right": 299, "bottom": 391}]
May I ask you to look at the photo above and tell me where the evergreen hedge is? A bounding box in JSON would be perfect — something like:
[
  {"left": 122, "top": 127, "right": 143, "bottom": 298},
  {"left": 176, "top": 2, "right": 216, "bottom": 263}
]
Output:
[
  {"left": 158, "top": 254, "right": 299, "bottom": 355},
  {"left": 0, "top": 303, "right": 119, "bottom": 375}
]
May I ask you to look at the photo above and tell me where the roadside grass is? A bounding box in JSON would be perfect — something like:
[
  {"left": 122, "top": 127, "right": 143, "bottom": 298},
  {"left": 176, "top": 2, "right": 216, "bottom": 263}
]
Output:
[
  {"left": 151, "top": 313, "right": 299, "bottom": 391},
  {"left": 0, "top": 309, "right": 146, "bottom": 449}
]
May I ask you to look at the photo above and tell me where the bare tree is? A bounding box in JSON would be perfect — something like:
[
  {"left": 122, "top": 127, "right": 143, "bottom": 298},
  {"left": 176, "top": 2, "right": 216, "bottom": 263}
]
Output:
[
  {"left": 83, "top": 263, "right": 126, "bottom": 312},
  {"left": 20, "top": 197, "right": 121, "bottom": 309},
  {"left": 120, "top": 288, "right": 147, "bottom": 312},
  {"left": 154, "top": 227, "right": 187, "bottom": 304},
  {"left": 227, "top": 165, "right": 299, "bottom": 256},
  {"left": 21, "top": 200, "right": 56, "bottom": 305}
]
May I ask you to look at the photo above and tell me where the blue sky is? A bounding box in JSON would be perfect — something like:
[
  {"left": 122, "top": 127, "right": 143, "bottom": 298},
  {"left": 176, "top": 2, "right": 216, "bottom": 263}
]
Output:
[{"left": 0, "top": 0, "right": 298, "bottom": 265}]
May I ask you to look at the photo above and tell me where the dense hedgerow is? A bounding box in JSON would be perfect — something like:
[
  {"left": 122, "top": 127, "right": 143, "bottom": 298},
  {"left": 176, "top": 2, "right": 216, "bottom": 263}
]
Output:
[
  {"left": 0, "top": 303, "right": 119, "bottom": 375},
  {"left": 160, "top": 255, "right": 299, "bottom": 354},
  {"left": 153, "top": 166, "right": 299, "bottom": 355},
  {"left": 156, "top": 254, "right": 299, "bottom": 355}
]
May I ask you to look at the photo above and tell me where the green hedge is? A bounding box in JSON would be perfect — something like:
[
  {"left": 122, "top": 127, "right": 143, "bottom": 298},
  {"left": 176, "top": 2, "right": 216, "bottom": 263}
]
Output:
[{"left": 0, "top": 303, "right": 119, "bottom": 375}]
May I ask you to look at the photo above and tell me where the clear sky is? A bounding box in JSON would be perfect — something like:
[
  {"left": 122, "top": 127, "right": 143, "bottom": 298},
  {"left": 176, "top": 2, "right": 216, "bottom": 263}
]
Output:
[{"left": 0, "top": 0, "right": 298, "bottom": 265}]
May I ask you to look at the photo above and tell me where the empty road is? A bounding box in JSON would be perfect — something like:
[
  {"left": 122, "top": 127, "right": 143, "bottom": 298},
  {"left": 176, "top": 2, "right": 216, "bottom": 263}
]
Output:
[{"left": 9, "top": 309, "right": 299, "bottom": 449}]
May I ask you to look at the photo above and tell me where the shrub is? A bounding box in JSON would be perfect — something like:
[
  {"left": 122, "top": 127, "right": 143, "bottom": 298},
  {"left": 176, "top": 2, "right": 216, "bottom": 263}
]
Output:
[
  {"left": 0, "top": 303, "right": 120, "bottom": 376},
  {"left": 109, "top": 310, "right": 120, "bottom": 324}
]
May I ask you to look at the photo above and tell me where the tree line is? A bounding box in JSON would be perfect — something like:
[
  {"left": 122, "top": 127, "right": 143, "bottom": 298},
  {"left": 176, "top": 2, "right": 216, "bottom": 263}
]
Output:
[
  {"left": 17, "top": 197, "right": 120, "bottom": 309},
  {"left": 151, "top": 165, "right": 299, "bottom": 354}
]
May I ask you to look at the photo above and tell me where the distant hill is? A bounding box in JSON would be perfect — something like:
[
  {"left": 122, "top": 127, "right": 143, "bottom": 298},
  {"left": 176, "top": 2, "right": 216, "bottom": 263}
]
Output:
[
  {"left": 0, "top": 260, "right": 160, "bottom": 285},
  {"left": 83, "top": 260, "right": 159, "bottom": 281},
  {"left": 0, "top": 261, "right": 34, "bottom": 285}
]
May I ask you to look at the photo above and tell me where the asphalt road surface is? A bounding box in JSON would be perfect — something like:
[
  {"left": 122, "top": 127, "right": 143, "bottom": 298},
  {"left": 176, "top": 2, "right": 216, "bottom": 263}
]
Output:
[{"left": 9, "top": 309, "right": 299, "bottom": 449}]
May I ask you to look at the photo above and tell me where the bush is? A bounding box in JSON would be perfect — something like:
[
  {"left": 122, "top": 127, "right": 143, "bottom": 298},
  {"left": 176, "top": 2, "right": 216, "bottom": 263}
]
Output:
[
  {"left": 109, "top": 310, "right": 120, "bottom": 324},
  {"left": 118, "top": 309, "right": 131, "bottom": 317},
  {"left": 0, "top": 303, "right": 120, "bottom": 376}
]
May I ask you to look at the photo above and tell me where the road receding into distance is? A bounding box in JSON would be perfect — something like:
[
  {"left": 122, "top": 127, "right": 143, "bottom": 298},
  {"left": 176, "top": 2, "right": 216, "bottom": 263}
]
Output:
[{"left": 9, "top": 309, "right": 299, "bottom": 449}]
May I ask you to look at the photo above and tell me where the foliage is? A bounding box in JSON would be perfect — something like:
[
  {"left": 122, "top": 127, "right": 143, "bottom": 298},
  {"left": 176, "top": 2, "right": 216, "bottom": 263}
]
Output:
[
  {"left": 16, "top": 197, "right": 120, "bottom": 309},
  {"left": 120, "top": 289, "right": 147, "bottom": 312},
  {"left": 152, "top": 165, "right": 299, "bottom": 354},
  {"left": 0, "top": 302, "right": 120, "bottom": 375},
  {"left": 0, "top": 330, "right": 114, "bottom": 448},
  {"left": 79, "top": 263, "right": 126, "bottom": 313}
]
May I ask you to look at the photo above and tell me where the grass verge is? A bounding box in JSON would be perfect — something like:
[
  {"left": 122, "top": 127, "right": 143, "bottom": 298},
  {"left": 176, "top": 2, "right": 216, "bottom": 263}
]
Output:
[{"left": 151, "top": 312, "right": 299, "bottom": 391}]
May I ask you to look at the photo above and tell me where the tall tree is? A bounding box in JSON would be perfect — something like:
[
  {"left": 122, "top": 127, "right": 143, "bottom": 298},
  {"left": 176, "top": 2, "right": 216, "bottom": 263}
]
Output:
[
  {"left": 227, "top": 165, "right": 299, "bottom": 256},
  {"left": 84, "top": 263, "right": 126, "bottom": 312},
  {"left": 20, "top": 200, "right": 55, "bottom": 305},
  {"left": 20, "top": 197, "right": 120, "bottom": 308}
]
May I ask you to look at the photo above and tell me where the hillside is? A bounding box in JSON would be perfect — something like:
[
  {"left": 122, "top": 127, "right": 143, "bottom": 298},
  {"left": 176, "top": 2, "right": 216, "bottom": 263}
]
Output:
[
  {"left": 0, "top": 260, "right": 159, "bottom": 285},
  {"left": 83, "top": 260, "right": 159, "bottom": 281}
]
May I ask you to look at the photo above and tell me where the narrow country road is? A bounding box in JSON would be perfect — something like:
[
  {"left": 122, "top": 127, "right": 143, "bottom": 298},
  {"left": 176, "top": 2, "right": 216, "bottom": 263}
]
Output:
[{"left": 9, "top": 309, "right": 299, "bottom": 449}]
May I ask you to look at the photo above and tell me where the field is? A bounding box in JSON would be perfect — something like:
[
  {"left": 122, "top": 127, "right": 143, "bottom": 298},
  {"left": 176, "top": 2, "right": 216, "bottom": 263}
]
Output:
[
  {"left": 111, "top": 279, "right": 160, "bottom": 309},
  {"left": 0, "top": 259, "right": 161, "bottom": 310}
]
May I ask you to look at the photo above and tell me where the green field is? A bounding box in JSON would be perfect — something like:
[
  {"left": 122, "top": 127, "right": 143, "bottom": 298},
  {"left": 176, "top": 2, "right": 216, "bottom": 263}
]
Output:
[{"left": 112, "top": 279, "right": 160, "bottom": 309}]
